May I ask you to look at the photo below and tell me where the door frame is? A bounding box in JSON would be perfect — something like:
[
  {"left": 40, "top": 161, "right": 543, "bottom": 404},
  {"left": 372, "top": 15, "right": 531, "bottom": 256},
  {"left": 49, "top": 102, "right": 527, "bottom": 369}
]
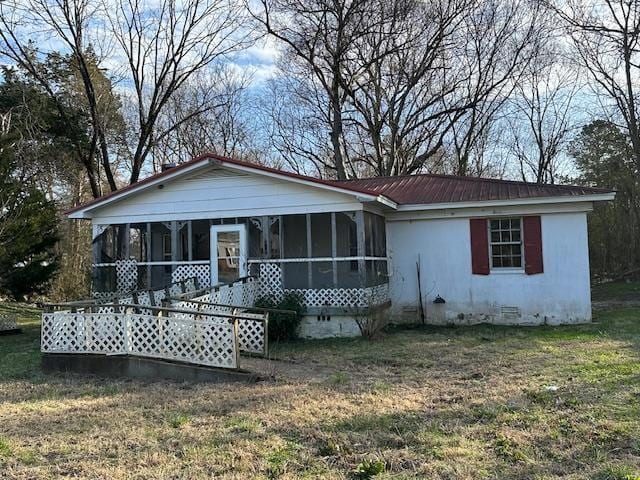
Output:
[{"left": 210, "top": 224, "right": 248, "bottom": 286}]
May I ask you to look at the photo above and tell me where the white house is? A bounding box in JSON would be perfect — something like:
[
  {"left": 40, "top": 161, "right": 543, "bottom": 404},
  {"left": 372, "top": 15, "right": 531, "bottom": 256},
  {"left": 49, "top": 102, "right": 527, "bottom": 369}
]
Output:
[{"left": 66, "top": 153, "right": 615, "bottom": 338}]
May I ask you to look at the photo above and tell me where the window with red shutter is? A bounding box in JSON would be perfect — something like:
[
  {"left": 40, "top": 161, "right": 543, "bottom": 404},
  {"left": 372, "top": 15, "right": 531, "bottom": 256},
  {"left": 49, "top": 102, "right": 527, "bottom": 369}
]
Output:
[
  {"left": 489, "top": 218, "right": 523, "bottom": 268},
  {"left": 469, "top": 218, "right": 490, "bottom": 275},
  {"left": 523, "top": 216, "right": 543, "bottom": 274}
]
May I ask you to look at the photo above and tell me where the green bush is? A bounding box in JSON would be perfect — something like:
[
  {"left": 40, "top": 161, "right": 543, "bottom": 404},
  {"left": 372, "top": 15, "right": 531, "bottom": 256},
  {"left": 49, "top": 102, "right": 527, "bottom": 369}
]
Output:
[
  {"left": 351, "top": 458, "right": 385, "bottom": 479},
  {"left": 255, "top": 291, "right": 305, "bottom": 341}
]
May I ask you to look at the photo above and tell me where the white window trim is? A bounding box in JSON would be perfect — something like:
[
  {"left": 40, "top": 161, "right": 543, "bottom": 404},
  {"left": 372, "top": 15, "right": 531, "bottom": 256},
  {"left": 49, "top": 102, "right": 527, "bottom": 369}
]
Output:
[{"left": 488, "top": 216, "right": 525, "bottom": 272}]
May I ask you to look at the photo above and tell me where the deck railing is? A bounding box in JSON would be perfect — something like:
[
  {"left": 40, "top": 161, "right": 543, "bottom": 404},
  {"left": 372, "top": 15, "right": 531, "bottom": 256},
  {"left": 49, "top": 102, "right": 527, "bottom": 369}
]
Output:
[{"left": 42, "top": 306, "right": 239, "bottom": 369}]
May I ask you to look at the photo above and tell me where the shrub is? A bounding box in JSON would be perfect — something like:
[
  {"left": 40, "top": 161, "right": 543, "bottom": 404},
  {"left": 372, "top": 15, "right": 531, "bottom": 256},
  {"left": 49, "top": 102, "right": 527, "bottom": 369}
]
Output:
[
  {"left": 255, "top": 291, "right": 305, "bottom": 341},
  {"left": 351, "top": 458, "right": 385, "bottom": 479}
]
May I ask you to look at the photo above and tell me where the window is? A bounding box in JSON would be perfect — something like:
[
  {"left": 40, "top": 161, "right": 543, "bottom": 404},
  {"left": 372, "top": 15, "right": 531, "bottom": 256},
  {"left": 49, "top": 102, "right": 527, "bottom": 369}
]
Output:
[{"left": 489, "top": 218, "right": 522, "bottom": 268}]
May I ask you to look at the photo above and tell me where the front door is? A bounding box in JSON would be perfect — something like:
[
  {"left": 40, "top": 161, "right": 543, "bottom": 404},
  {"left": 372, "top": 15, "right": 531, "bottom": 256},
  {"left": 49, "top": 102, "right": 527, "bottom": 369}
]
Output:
[{"left": 210, "top": 224, "right": 247, "bottom": 285}]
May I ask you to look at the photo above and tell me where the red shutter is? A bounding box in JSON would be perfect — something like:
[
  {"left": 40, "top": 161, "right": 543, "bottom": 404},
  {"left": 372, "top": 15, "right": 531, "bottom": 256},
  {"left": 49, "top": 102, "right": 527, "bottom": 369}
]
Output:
[
  {"left": 470, "top": 218, "right": 489, "bottom": 275},
  {"left": 523, "top": 216, "right": 543, "bottom": 275}
]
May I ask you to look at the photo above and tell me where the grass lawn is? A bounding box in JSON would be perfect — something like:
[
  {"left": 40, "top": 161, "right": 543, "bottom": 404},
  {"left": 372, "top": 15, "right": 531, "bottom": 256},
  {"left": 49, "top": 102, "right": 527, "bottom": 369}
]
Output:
[{"left": 1, "top": 287, "right": 640, "bottom": 479}]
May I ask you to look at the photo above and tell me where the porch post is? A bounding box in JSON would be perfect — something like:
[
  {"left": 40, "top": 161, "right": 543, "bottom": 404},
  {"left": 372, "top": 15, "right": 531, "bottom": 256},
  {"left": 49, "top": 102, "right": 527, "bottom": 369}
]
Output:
[
  {"left": 91, "top": 224, "right": 101, "bottom": 293},
  {"left": 146, "top": 223, "right": 152, "bottom": 288},
  {"left": 355, "top": 211, "right": 366, "bottom": 287},
  {"left": 91, "top": 224, "right": 101, "bottom": 265},
  {"left": 262, "top": 216, "right": 269, "bottom": 258},
  {"left": 124, "top": 223, "right": 131, "bottom": 259},
  {"left": 171, "top": 221, "right": 178, "bottom": 281},
  {"left": 331, "top": 213, "right": 338, "bottom": 288},
  {"left": 306, "top": 214, "right": 312, "bottom": 288},
  {"left": 187, "top": 220, "right": 193, "bottom": 261},
  {"left": 170, "top": 221, "right": 178, "bottom": 260}
]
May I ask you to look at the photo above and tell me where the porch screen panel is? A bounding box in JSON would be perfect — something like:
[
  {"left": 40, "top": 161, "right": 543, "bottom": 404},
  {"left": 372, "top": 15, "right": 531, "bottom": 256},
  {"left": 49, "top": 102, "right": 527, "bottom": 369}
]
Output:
[
  {"left": 366, "top": 260, "right": 388, "bottom": 286},
  {"left": 93, "top": 263, "right": 116, "bottom": 292},
  {"left": 335, "top": 262, "right": 363, "bottom": 288},
  {"left": 282, "top": 263, "right": 309, "bottom": 289},
  {"left": 191, "top": 220, "right": 210, "bottom": 261},
  {"left": 310, "top": 262, "right": 333, "bottom": 288},
  {"left": 129, "top": 223, "right": 148, "bottom": 262},
  {"left": 268, "top": 216, "right": 281, "bottom": 259},
  {"left": 149, "top": 223, "right": 173, "bottom": 288},
  {"left": 177, "top": 222, "right": 188, "bottom": 261},
  {"left": 282, "top": 214, "right": 307, "bottom": 258},
  {"left": 310, "top": 213, "right": 332, "bottom": 257},
  {"left": 364, "top": 212, "right": 386, "bottom": 257},
  {"left": 334, "top": 212, "right": 361, "bottom": 288},
  {"left": 335, "top": 212, "right": 357, "bottom": 257},
  {"left": 96, "top": 225, "right": 126, "bottom": 263},
  {"left": 282, "top": 214, "right": 308, "bottom": 288},
  {"left": 247, "top": 217, "right": 264, "bottom": 258}
]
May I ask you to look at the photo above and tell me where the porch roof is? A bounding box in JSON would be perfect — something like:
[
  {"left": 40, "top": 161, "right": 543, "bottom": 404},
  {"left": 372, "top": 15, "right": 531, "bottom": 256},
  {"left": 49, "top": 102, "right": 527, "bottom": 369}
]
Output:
[{"left": 65, "top": 153, "right": 397, "bottom": 217}]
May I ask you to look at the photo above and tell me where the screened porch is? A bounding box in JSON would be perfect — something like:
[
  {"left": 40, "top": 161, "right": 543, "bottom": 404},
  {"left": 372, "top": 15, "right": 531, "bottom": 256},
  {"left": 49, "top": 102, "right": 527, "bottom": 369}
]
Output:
[{"left": 92, "top": 211, "right": 389, "bottom": 308}]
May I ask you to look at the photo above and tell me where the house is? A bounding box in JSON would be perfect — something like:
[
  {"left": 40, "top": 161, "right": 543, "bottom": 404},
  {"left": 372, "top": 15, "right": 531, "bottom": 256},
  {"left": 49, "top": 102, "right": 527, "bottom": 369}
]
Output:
[{"left": 66, "top": 153, "right": 615, "bottom": 337}]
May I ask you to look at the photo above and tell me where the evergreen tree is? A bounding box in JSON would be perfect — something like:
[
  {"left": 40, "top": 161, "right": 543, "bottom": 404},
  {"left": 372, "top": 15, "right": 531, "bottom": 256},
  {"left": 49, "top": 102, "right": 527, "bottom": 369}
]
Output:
[
  {"left": 570, "top": 120, "right": 640, "bottom": 278},
  {"left": 0, "top": 133, "right": 59, "bottom": 300}
]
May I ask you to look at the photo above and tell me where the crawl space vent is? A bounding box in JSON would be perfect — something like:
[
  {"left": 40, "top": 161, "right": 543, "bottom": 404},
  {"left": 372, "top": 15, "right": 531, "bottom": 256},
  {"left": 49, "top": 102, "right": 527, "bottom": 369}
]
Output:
[{"left": 501, "top": 306, "right": 521, "bottom": 321}]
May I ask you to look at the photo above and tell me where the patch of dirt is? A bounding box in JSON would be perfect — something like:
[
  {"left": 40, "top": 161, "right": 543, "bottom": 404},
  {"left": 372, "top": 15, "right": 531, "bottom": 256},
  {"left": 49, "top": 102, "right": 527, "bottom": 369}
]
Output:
[{"left": 242, "top": 355, "right": 337, "bottom": 382}]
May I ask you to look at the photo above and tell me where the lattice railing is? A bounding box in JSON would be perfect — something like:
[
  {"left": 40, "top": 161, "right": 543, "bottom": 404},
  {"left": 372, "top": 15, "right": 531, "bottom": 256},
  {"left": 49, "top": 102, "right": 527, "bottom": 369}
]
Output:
[
  {"left": 284, "top": 283, "right": 389, "bottom": 308},
  {"left": 172, "top": 265, "right": 210, "bottom": 290},
  {"left": 236, "top": 313, "right": 267, "bottom": 355},
  {"left": 170, "top": 298, "right": 268, "bottom": 356},
  {"left": 91, "top": 276, "right": 199, "bottom": 306},
  {"left": 255, "top": 263, "right": 389, "bottom": 308},
  {"left": 177, "top": 277, "right": 260, "bottom": 308},
  {"left": 115, "top": 259, "right": 138, "bottom": 293},
  {"left": 41, "top": 311, "right": 238, "bottom": 369},
  {"left": 0, "top": 313, "right": 18, "bottom": 332}
]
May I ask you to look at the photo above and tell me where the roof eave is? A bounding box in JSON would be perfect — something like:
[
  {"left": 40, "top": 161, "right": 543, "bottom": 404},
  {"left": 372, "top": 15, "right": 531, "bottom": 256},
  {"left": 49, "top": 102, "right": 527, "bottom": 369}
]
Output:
[{"left": 395, "top": 192, "right": 616, "bottom": 211}]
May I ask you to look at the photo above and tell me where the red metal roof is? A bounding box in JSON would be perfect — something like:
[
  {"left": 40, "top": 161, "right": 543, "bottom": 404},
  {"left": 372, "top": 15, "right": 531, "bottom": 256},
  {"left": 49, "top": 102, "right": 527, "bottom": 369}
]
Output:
[
  {"left": 333, "top": 174, "right": 613, "bottom": 205},
  {"left": 66, "top": 152, "right": 613, "bottom": 215}
]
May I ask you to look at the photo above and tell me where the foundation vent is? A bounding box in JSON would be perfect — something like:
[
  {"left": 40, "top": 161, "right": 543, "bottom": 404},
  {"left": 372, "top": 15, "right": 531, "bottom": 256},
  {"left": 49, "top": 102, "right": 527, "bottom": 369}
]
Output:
[{"left": 501, "top": 306, "right": 521, "bottom": 321}]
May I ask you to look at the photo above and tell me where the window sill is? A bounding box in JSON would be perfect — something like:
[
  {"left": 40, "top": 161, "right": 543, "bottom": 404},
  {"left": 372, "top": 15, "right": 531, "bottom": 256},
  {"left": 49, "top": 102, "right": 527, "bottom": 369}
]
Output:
[{"left": 489, "top": 269, "right": 525, "bottom": 275}]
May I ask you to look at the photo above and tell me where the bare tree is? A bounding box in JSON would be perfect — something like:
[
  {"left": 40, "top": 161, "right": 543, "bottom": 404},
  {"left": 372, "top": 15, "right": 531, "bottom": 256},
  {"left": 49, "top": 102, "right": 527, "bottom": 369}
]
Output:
[
  {"left": 0, "top": 0, "right": 119, "bottom": 197},
  {"left": 548, "top": 0, "right": 640, "bottom": 168},
  {"left": 150, "top": 68, "right": 265, "bottom": 166},
  {"left": 262, "top": 73, "right": 337, "bottom": 176},
  {"left": 504, "top": 51, "right": 580, "bottom": 184},
  {"left": 444, "top": 0, "right": 544, "bottom": 176},
  {"left": 250, "top": 0, "right": 395, "bottom": 179},
  {"left": 105, "top": 0, "right": 252, "bottom": 183},
  {"left": 259, "top": 0, "right": 544, "bottom": 179},
  {"left": 341, "top": 0, "right": 470, "bottom": 177},
  {"left": 0, "top": 0, "right": 253, "bottom": 198}
]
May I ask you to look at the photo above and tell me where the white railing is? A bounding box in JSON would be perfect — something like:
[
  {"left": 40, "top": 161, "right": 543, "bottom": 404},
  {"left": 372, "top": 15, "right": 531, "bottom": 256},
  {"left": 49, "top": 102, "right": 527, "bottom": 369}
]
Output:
[
  {"left": 285, "top": 283, "right": 390, "bottom": 308},
  {"left": 176, "top": 276, "right": 260, "bottom": 307},
  {"left": 171, "top": 277, "right": 266, "bottom": 355},
  {"left": 92, "top": 275, "right": 200, "bottom": 304},
  {"left": 255, "top": 262, "right": 390, "bottom": 308},
  {"left": 41, "top": 311, "right": 239, "bottom": 369}
]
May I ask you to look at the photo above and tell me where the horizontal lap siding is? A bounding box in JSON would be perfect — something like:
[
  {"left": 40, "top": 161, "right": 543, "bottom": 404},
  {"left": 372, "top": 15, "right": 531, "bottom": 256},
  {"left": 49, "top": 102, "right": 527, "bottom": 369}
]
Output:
[{"left": 90, "top": 168, "right": 364, "bottom": 223}]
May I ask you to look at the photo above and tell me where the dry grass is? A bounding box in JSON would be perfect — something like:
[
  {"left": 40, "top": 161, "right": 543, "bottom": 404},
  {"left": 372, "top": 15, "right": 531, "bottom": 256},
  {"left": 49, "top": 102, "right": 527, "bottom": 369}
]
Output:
[{"left": 1, "top": 294, "right": 640, "bottom": 479}]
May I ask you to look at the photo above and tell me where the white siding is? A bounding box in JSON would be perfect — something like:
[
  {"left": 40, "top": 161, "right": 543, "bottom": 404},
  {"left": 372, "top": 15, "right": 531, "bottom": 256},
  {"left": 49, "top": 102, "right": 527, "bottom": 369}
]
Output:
[
  {"left": 89, "top": 167, "right": 365, "bottom": 223},
  {"left": 387, "top": 211, "right": 592, "bottom": 325}
]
